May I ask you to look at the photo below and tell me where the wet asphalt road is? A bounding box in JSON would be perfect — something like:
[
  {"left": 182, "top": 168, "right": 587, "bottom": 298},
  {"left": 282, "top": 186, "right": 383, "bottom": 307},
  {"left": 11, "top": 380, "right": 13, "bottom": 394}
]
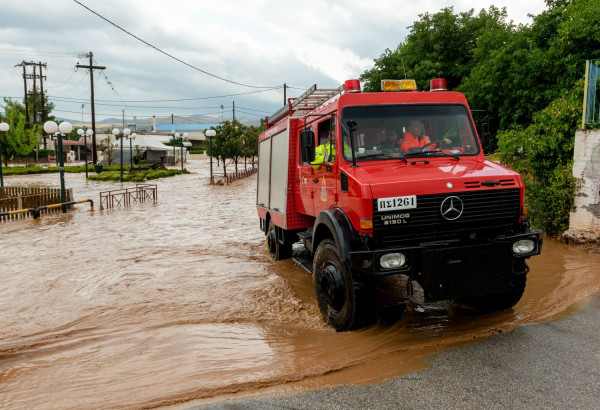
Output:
[{"left": 200, "top": 294, "right": 600, "bottom": 409}]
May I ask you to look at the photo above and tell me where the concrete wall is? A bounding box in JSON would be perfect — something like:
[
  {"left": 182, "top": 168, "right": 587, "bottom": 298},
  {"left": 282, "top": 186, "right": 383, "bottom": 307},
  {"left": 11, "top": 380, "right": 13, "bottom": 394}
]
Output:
[{"left": 566, "top": 129, "right": 600, "bottom": 242}]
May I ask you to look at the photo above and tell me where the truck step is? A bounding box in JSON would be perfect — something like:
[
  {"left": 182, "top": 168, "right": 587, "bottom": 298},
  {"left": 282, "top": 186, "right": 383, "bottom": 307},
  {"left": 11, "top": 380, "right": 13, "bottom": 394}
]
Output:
[
  {"left": 292, "top": 247, "right": 313, "bottom": 274},
  {"left": 296, "top": 230, "right": 312, "bottom": 241}
]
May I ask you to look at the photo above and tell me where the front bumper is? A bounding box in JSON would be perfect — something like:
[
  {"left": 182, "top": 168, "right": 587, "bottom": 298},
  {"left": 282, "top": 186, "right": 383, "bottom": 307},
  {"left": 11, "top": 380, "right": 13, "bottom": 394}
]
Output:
[{"left": 349, "top": 230, "right": 542, "bottom": 302}]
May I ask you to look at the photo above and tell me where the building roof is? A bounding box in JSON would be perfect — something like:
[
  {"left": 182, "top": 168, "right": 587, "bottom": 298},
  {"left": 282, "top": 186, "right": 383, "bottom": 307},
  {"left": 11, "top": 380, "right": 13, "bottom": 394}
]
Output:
[{"left": 155, "top": 123, "right": 221, "bottom": 132}]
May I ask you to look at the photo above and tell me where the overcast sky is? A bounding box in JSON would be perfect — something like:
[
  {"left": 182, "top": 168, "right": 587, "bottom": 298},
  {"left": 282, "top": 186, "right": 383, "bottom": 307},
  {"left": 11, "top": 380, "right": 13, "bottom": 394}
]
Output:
[{"left": 0, "top": 0, "right": 547, "bottom": 126}]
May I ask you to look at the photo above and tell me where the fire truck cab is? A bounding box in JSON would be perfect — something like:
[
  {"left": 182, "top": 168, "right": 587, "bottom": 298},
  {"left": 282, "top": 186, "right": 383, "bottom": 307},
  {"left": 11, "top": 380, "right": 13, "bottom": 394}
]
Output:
[{"left": 256, "top": 78, "right": 542, "bottom": 331}]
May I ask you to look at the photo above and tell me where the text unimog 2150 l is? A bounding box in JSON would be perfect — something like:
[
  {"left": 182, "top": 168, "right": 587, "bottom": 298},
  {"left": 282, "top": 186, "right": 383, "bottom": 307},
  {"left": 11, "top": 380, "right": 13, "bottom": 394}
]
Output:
[{"left": 256, "top": 78, "right": 542, "bottom": 331}]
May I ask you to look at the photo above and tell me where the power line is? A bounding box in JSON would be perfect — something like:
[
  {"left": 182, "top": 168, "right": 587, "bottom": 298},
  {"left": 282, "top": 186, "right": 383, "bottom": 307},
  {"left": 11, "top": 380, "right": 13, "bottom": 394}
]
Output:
[
  {"left": 73, "top": 0, "right": 279, "bottom": 89},
  {"left": 47, "top": 86, "right": 282, "bottom": 103}
]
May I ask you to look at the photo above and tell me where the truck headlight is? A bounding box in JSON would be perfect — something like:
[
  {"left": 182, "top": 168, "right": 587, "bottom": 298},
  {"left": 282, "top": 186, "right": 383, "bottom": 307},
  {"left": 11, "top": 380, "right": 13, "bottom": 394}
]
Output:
[
  {"left": 513, "top": 239, "right": 535, "bottom": 254},
  {"left": 380, "top": 252, "right": 406, "bottom": 269}
]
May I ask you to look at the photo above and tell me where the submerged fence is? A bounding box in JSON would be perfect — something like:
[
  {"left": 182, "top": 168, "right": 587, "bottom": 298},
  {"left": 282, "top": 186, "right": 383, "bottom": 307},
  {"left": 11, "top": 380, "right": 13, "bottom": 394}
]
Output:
[
  {"left": 223, "top": 167, "right": 258, "bottom": 185},
  {"left": 99, "top": 184, "right": 157, "bottom": 209},
  {"left": 0, "top": 186, "right": 73, "bottom": 221}
]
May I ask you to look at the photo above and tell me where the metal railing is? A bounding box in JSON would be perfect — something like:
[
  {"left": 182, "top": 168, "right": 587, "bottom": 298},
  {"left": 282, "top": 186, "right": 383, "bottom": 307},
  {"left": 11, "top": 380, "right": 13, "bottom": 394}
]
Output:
[
  {"left": 99, "top": 183, "right": 157, "bottom": 209},
  {"left": 0, "top": 199, "right": 93, "bottom": 221}
]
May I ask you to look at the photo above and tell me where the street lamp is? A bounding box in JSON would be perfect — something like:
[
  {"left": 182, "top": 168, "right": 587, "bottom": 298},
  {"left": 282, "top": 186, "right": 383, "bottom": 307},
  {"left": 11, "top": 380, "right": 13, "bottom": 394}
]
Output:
[
  {"left": 44, "top": 120, "right": 72, "bottom": 212},
  {"left": 77, "top": 128, "right": 84, "bottom": 163},
  {"left": 174, "top": 132, "right": 179, "bottom": 166},
  {"left": 113, "top": 127, "right": 130, "bottom": 183},
  {"left": 130, "top": 132, "right": 137, "bottom": 169},
  {"left": 181, "top": 132, "right": 188, "bottom": 171},
  {"left": 205, "top": 129, "right": 216, "bottom": 184},
  {"left": 0, "top": 122, "right": 9, "bottom": 188},
  {"left": 85, "top": 129, "right": 93, "bottom": 179}
]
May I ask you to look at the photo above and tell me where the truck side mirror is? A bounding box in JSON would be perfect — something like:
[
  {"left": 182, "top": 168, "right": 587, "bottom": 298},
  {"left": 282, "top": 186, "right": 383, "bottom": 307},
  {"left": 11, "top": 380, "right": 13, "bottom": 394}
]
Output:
[{"left": 301, "top": 129, "right": 315, "bottom": 162}]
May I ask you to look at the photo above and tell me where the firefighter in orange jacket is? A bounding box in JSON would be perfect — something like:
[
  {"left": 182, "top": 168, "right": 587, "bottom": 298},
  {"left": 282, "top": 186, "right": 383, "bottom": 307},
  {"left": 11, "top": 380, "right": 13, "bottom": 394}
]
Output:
[{"left": 400, "top": 120, "right": 450, "bottom": 153}]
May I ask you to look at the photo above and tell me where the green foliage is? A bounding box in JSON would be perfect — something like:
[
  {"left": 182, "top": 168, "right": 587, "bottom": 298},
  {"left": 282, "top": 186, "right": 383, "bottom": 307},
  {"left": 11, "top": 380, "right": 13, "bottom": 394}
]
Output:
[
  {"left": 187, "top": 146, "right": 205, "bottom": 154},
  {"left": 360, "top": 6, "right": 513, "bottom": 92},
  {"left": 497, "top": 80, "right": 583, "bottom": 235},
  {"left": 87, "top": 169, "right": 188, "bottom": 182},
  {"left": 211, "top": 120, "right": 246, "bottom": 175},
  {"left": 1, "top": 164, "right": 124, "bottom": 175},
  {"left": 0, "top": 98, "right": 41, "bottom": 166}
]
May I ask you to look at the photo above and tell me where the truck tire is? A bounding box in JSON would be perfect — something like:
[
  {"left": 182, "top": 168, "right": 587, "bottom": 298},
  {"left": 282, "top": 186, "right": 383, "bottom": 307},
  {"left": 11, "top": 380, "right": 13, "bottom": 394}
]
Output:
[
  {"left": 266, "top": 220, "right": 292, "bottom": 261},
  {"left": 313, "top": 239, "right": 375, "bottom": 331},
  {"left": 461, "top": 274, "right": 527, "bottom": 312}
]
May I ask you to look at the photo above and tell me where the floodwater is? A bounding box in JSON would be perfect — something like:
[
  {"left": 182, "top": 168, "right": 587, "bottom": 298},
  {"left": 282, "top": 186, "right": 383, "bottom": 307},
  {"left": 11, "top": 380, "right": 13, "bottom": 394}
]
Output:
[{"left": 1, "top": 158, "right": 600, "bottom": 409}]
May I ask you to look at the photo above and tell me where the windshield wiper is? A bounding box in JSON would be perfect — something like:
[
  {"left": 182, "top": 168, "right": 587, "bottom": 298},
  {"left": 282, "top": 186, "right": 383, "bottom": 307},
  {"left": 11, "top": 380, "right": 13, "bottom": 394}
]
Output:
[
  {"left": 356, "top": 153, "right": 408, "bottom": 163},
  {"left": 404, "top": 149, "right": 460, "bottom": 161}
]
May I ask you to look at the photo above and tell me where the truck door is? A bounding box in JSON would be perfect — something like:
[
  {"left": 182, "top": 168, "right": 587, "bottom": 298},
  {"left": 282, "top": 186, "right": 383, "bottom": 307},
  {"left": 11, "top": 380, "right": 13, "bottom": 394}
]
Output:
[
  {"left": 311, "top": 118, "right": 337, "bottom": 214},
  {"left": 298, "top": 127, "right": 315, "bottom": 216}
]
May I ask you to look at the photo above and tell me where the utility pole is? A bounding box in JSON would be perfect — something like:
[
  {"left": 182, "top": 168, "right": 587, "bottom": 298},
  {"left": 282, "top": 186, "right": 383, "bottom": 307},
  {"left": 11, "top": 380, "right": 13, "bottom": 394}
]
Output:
[
  {"left": 17, "top": 61, "right": 47, "bottom": 150},
  {"left": 284, "top": 83, "right": 287, "bottom": 105},
  {"left": 38, "top": 62, "right": 46, "bottom": 124},
  {"left": 233, "top": 101, "right": 236, "bottom": 122},
  {"left": 76, "top": 52, "right": 105, "bottom": 164}
]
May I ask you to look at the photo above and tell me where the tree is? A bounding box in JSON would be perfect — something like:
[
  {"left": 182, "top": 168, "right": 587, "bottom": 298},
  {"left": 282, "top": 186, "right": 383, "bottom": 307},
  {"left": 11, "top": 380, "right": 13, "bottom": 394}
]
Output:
[
  {"left": 360, "top": 6, "right": 514, "bottom": 92},
  {"left": 212, "top": 120, "right": 245, "bottom": 175},
  {"left": 242, "top": 122, "right": 263, "bottom": 169},
  {"left": 0, "top": 98, "right": 41, "bottom": 166}
]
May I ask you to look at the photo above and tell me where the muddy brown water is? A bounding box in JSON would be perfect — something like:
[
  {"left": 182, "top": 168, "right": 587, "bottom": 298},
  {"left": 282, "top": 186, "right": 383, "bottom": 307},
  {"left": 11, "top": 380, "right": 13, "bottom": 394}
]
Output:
[{"left": 1, "top": 158, "right": 600, "bottom": 409}]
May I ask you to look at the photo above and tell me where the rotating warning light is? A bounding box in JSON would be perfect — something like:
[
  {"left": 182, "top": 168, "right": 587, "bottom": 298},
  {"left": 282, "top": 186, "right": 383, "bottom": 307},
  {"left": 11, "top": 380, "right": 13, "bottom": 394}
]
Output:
[
  {"left": 345, "top": 79, "right": 361, "bottom": 93},
  {"left": 381, "top": 79, "right": 417, "bottom": 92},
  {"left": 430, "top": 78, "right": 447, "bottom": 91}
]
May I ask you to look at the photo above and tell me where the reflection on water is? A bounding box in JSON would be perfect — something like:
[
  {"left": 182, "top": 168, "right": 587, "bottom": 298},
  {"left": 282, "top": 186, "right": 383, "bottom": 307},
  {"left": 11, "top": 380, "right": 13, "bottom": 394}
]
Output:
[{"left": 1, "top": 158, "right": 600, "bottom": 409}]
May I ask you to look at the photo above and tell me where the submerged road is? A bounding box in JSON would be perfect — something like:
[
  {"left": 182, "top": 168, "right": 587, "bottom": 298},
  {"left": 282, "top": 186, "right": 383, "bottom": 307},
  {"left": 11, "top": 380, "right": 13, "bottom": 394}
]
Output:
[{"left": 200, "top": 294, "right": 600, "bottom": 409}]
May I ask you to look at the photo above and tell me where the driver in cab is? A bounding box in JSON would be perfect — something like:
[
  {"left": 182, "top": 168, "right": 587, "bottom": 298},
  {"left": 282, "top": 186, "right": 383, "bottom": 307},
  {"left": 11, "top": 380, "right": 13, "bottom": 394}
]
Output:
[
  {"left": 311, "top": 133, "right": 335, "bottom": 169},
  {"left": 311, "top": 133, "right": 350, "bottom": 169},
  {"left": 399, "top": 120, "right": 450, "bottom": 153}
]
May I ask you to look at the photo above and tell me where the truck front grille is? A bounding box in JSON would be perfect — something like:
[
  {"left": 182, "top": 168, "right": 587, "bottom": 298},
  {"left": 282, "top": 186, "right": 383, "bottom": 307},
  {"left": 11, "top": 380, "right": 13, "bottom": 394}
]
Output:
[{"left": 372, "top": 188, "right": 521, "bottom": 247}]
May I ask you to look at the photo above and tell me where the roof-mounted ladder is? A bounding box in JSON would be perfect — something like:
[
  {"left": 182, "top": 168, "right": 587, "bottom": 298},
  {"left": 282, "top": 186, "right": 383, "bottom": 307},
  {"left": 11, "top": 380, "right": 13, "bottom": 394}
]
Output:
[{"left": 267, "top": 84, "right": 344, "bottom": 127}]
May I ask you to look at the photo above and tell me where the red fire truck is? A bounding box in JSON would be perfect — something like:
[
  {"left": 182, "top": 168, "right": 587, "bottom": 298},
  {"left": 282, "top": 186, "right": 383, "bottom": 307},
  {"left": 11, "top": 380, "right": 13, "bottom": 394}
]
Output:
[{"left": 256, "top": 78, "right": 542, "bottom": 331}]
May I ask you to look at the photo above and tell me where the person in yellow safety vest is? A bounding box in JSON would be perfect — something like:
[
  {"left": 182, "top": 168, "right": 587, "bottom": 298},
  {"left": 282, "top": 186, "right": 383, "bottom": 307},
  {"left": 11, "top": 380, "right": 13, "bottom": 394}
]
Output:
[{"left": 311, "top": 140, "right": 351, "bottom": 169}]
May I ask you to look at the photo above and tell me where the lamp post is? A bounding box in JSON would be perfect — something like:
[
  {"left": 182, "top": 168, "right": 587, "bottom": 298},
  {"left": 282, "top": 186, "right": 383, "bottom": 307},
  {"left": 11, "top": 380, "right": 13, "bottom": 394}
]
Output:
[
  {"left": 0, "top": 122, "right": 9, "bottom": 188},
  {"left": 130, "top": 133, "right": 136, "bottom": 169},
  {"left": 77, "top": 128, "right": 84, "bottom": 163},
  {"left": 174, "top": 132, "right": 179, "bottom": 166},
  {"left": 112, "top": 128, "right": 121, "bottom": 182},
  {"left": 85, "top": 129, "right": 93, "bottom": 179},
  {"left": 44, "top": 120, "right": 72, "bottom": 212},
  {"left": 123, "top": 128, "right": 131, "bottom": 174},
  {"left": 205, "top": 129, "right": 216, "bottom": 184},
  {"left": 181, "top": 132, "right": 188, "bottom": 171}
]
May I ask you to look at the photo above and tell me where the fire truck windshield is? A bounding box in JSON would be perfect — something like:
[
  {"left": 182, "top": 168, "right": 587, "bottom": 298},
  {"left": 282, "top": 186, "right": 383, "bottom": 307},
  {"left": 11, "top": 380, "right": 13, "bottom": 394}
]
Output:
[{"left": 341, "top": 104, "right": 480, "bottom": 161}]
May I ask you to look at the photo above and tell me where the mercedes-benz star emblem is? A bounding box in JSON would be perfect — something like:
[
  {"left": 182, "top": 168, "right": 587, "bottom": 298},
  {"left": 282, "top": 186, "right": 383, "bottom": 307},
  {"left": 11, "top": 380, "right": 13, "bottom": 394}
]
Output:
[{"left": 440, "top": 196, "right": 464, "bottom": 221}]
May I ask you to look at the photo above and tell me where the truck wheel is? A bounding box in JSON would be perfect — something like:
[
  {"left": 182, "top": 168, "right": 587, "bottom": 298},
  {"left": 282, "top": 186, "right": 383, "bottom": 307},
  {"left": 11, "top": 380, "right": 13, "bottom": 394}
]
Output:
[
  {"left": 461, "top": 274, "right": 527, "bottom": 312},
  {"left": 313, "top": 239, "right": 375, "bottom": 331},
  {"left": 266, "top": 220, "right": 291, "bottom": 261}
]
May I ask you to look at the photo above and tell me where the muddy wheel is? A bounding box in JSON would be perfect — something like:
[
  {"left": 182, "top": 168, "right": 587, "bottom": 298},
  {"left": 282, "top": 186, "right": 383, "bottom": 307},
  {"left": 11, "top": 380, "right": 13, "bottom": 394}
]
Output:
[
  {"left": 461, "top": 274, "right": 527, "bottom": 312},
  {"left": 313, "top": 239, "right": 375, "bottom": 331},
  {"left": 266, "top": 220, "right": 291, "bottom": 261}
]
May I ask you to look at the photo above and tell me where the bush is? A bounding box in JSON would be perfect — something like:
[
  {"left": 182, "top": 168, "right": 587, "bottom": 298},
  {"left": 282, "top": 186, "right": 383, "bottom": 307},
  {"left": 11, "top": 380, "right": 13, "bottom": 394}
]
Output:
[
  {"left": 87, "top": 169, "right": 188, "bottom": 182},
  {"left": 496, "top": 80, "right": 583, "bottom": 236}
]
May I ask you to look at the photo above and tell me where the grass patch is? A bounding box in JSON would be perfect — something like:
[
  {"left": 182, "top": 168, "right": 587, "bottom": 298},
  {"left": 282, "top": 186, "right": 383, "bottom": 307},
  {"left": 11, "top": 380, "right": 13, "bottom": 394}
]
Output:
[
  {"left": 87, "top": 169, "right": 188, "bottom": 182},
  {"left": 1, "top": 164, "right": 126, "bottom": 175}
]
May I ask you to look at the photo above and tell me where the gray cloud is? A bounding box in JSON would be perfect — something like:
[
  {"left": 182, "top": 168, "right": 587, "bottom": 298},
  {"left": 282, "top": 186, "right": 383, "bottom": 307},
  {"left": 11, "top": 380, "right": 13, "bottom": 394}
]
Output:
[{"left": 0, "top": 0, "right": 546, "bottom": 124}]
